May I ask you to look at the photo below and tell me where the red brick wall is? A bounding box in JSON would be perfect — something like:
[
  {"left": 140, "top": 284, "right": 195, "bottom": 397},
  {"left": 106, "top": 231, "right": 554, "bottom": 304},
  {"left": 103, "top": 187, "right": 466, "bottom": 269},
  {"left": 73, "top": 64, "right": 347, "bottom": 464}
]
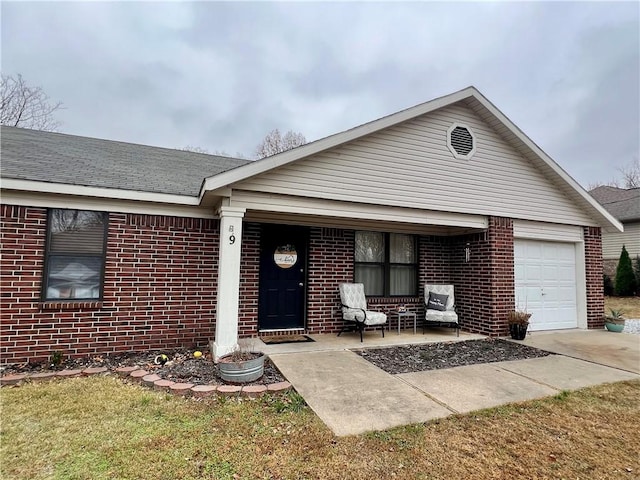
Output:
[
  {"left": 584, "top": 226, "right": 604, "bottom": 329},
  {"left": 451, "top": 217, "right": 514, "bottom": 336},
  {"left": 1, "top": 205, "right": 218, "bottom": 365},
  {"left": 238, "top": 223, "right": 260, "bottom": 337},
  {"left": 306, "top": 227, "right": 354, "bottom": 333}
]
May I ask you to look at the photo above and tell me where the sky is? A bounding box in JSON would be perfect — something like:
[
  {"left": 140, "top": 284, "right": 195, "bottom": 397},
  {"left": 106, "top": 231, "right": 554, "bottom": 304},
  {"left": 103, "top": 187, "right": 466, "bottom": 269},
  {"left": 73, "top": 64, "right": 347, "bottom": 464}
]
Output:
[{"left": 2, "top": 1, "right": 639, "bottom": 188}]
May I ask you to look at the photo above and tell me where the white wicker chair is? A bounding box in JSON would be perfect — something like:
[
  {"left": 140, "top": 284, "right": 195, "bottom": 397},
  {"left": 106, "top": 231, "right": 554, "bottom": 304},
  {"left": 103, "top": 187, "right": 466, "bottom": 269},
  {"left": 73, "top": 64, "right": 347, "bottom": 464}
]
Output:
[
  {"left": 424, "top": 284, "right": 460, "bottom": 336},
  {"left": 338, "top": 283, "right": 387, "bottom": 342}
]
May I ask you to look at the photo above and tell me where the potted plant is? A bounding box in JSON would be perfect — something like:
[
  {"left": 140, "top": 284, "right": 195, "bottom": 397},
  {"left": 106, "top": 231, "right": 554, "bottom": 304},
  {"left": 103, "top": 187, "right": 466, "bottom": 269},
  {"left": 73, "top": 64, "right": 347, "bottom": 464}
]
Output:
[
  {"left": 508, "top": 310, "right": 532, "bottom": 340},
  {"left": 604, "top": 309, "right": 625, "bottom": 333},
  {"left": 217, "top": 346, "right": 265, "bottom": 384}
]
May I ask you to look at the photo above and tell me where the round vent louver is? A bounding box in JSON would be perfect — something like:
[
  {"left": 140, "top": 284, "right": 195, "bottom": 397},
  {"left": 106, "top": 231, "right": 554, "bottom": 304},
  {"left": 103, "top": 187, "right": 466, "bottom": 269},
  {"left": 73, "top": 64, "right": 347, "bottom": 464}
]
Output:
[{"left": 447, "top": 123, "right": 476, "bottom": 159}]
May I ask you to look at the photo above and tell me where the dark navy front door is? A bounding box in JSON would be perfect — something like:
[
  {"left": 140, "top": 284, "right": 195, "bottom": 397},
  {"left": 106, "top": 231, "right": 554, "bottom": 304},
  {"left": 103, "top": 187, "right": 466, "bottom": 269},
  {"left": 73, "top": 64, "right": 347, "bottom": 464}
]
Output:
[{"left": 258, "top": 225, "right": 308, "bottom": 330}]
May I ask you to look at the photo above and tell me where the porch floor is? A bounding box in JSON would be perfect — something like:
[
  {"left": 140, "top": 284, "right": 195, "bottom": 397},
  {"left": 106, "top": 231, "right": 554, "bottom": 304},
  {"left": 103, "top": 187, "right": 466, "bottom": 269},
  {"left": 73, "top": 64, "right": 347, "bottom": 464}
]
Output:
[{"left": 246, "top": 328, "right": 486, "bottom": 356}]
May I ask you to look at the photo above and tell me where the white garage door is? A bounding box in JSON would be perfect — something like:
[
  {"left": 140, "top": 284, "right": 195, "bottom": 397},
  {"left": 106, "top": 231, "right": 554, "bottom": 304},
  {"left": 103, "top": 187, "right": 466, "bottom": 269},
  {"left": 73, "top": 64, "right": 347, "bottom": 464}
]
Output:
[{"left": 514, "top": 240, "right": 578, "bottom": 331}]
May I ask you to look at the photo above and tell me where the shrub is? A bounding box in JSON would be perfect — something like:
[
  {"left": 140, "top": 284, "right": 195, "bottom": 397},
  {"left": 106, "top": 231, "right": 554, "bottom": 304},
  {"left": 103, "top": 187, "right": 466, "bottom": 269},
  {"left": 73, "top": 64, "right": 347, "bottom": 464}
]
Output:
[
  {"left": 603, "top": 274, "right": 614, "bottom": 296},
  {"left": 614, "top": 245, "right": 637, "bottom": 296},
  {"left": 635, "top": 255, "right": 640, "bottom": 292}
]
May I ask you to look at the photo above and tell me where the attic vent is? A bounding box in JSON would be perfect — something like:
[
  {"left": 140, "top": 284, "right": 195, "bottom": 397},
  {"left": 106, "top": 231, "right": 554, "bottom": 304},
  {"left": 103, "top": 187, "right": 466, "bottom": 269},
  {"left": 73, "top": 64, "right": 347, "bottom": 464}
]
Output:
[{"left": 447, "top": 123, "right": 476, "bottom": 159}]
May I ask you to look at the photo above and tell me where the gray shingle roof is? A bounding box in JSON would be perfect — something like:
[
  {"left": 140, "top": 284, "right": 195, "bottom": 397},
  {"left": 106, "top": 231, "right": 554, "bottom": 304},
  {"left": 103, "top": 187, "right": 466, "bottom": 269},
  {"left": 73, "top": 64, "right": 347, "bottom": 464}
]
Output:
[
  {"left": 0, "top": 126, "right": 252, "bottom": 196},
  {"left": 589, "top": 186, "right": 640, "bottom": 222}
]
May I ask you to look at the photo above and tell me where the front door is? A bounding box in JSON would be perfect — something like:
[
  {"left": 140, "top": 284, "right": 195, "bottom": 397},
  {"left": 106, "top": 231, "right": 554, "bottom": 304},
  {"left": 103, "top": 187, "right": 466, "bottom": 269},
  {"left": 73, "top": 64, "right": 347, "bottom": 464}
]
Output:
[{"left": 258, "top": 224, "right": 308, "bottom": 330}]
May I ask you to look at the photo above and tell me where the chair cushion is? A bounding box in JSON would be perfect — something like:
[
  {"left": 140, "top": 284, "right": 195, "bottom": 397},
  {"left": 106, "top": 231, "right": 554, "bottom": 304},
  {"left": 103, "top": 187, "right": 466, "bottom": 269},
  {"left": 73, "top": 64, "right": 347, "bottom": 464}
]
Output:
[
  {"left": 362, "top": 310, "right": 387, "bottom": 326},
  {"left": 342, "top": 308, "right": 387, "bottom": 326},
  {"left": 427, "top": 292, "right": 448, "bottom": 311},
  {"left": 425, "top": 309, "right": 459, "bottom": 323},
  {"left": 339, "top": 283, "right": 367, "bottom": 310}
]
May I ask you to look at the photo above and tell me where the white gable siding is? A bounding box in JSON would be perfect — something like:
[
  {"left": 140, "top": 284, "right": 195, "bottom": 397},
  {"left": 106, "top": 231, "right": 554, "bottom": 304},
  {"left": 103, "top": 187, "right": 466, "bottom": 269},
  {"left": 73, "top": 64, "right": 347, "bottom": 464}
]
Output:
[
  {"left": 602, "top": 222, "right": 640, "bottom": 259},
  {"left": 234, "top": 103, "right": 595, "bottom": 226}
]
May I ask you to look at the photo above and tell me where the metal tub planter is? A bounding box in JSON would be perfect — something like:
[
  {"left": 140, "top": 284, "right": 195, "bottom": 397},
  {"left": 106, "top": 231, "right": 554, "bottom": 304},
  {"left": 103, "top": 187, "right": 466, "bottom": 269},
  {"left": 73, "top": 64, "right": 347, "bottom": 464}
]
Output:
[{"left": 218, "top": 352, "right": 265, "bottom": 384}]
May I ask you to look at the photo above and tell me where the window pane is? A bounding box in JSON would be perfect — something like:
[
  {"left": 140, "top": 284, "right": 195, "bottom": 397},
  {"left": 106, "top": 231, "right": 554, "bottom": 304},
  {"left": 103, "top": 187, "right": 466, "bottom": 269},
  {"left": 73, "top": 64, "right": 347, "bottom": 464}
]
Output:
[
  {"left": 355, "top": 231, "right": 385, "bottom": 262},
  {"left": 390, "top": 234, "right": 415, "bottom": 264},
  {"left": 50, "top": 210, "right": 106, "bottom": 253},
  {"left": 390, "top": 265, "right": 417, "bottom": 296},
  {"left": 46, "top": 256, "right": 102, "bottom": 299},
  {"left": 355, "top": 265, "right": 384, "bottom": 296}
]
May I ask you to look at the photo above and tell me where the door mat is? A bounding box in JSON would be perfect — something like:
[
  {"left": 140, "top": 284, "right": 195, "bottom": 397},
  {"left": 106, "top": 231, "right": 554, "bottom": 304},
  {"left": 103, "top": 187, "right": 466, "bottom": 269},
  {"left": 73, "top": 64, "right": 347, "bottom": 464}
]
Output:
[{"left": 261, "top": 335, "right": 315, "bottom": 345}]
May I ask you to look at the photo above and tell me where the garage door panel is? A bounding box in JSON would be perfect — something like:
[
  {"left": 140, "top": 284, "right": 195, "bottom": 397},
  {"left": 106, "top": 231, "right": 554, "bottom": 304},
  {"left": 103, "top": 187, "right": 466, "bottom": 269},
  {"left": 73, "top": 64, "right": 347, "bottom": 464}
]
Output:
[{"left": 514, "top": 239, "right": 578, "bottom": 331}]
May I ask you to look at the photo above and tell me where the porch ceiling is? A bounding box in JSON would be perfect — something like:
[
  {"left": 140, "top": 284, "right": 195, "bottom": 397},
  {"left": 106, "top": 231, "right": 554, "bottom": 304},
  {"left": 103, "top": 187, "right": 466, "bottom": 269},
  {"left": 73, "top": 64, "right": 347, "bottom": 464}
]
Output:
[{"left": 243, "top": 210, "right": 487, "bottom": 236}]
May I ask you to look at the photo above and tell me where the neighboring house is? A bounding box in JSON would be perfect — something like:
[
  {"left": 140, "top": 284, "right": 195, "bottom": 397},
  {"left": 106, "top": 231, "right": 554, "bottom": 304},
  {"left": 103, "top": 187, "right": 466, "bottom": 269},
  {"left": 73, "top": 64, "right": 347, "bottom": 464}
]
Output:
[
  {"left": 0, "top": 87, "right": 622, "bottom": 365},
  {"left": 588, "top": 186, "right": 640, "bottom": 277}
]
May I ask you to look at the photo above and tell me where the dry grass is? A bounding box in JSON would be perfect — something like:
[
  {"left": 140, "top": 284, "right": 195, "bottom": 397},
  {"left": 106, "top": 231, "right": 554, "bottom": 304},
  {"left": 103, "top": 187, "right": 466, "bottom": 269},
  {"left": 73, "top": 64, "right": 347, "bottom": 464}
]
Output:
[
  {"left": 605, "top": 296, "right": 640, "bottom": 318},
  {"left": 2, "top": 377, "right": 639, "bottom": 479}
]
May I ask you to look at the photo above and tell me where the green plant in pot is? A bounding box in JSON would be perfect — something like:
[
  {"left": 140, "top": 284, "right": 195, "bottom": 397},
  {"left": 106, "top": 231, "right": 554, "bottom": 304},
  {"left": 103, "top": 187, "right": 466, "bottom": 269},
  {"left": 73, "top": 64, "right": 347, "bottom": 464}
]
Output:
[
  {"left": 604, "top": 309, "right": 625, "bottom": 333},
  {"left": 508, "top": 310, "right": 532, "bottom": 340},
  {"left": 217, "top": 345, "right": 265, "bottom": 384}
]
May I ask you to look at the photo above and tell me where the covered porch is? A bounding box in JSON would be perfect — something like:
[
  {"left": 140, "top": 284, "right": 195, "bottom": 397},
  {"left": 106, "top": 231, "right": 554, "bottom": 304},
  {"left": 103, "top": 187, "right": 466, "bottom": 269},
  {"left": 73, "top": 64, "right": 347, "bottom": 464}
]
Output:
[{"left": 247, "top": 328, "right": 487, "bottom": 356}]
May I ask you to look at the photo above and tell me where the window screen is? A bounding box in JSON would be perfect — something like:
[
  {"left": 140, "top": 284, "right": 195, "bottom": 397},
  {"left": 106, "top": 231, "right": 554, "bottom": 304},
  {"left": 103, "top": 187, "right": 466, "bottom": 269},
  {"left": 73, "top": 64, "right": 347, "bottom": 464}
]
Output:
[{"left": 44, "top": 209, "right": 107, "bottom": 300}]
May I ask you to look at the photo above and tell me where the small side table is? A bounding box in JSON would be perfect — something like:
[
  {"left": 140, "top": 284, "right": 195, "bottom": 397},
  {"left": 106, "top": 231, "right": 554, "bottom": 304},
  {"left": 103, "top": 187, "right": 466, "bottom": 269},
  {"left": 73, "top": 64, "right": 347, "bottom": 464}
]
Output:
[{"left": 397, "top": 311, "right": 417, "bottom": 334}]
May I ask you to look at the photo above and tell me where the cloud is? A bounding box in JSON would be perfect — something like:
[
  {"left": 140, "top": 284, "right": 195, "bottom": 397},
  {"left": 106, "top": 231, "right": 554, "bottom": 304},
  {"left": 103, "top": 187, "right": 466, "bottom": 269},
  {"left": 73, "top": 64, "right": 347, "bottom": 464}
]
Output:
[{"left": 1, "top": 1, "right": 638, "bottom": 184}]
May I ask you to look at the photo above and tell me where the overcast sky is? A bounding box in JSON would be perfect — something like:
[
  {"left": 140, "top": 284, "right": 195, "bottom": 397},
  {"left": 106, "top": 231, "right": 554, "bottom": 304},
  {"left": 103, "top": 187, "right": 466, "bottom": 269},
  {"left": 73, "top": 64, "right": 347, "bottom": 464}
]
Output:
[{"left": 2, "top": 1, "right": 639, "bottom": 187}]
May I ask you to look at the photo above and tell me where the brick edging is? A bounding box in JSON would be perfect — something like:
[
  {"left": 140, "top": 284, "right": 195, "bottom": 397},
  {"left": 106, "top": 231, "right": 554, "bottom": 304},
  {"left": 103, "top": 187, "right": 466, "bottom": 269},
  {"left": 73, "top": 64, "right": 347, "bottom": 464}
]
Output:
[{"left": 0, "top": 368, "right": 292, "bottom": 398}]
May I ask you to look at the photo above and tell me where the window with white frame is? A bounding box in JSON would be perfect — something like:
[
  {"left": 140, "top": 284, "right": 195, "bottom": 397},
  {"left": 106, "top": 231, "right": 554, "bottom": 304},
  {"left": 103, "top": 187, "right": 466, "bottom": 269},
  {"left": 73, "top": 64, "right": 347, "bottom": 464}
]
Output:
[
  {"left": 354, "top": 231, "right": 417, "bottom": 296},
  {"left": 43, "top": 209, "right": 107, "bottom": 300}
]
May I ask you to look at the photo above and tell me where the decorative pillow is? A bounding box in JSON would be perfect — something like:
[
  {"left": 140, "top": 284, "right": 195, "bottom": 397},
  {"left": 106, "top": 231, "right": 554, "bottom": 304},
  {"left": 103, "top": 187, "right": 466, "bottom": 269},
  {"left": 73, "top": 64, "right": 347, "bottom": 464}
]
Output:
[{"left": 427, "top": 292, "right": 448, "bottom": 311}]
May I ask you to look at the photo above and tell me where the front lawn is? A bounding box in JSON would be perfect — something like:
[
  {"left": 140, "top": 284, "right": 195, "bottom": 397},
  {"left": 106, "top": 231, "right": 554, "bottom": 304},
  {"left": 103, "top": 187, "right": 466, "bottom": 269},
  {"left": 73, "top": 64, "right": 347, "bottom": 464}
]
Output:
[
  {"left": 2, "top": 377, "right": 639, "bottom": 479},
  {"left": 605, "top": 296, "right": 640, "bottom": 318}
]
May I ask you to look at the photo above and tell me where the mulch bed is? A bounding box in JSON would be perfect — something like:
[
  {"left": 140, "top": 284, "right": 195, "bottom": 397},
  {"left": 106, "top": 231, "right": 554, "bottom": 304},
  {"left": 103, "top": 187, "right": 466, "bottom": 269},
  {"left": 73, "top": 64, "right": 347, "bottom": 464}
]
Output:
[
  {"left": 354, "top": 338, "right": 553, "bottom": 374},
  {"left": 1, "top": 339, "right": 553, "bottom": 384},
  {"left": 0, "top": 349, "right": 285, "bottom": 386}
]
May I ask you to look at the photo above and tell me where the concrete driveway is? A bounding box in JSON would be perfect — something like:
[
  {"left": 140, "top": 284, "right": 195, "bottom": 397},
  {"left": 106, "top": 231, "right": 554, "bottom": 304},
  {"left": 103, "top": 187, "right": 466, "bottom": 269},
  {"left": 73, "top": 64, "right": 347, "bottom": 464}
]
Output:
[
  {"left": 515, "top": 329, "right": 640, "bottom": 374},
  {"left": 269, "top": 330, "right": 640, "bottom": 436}
]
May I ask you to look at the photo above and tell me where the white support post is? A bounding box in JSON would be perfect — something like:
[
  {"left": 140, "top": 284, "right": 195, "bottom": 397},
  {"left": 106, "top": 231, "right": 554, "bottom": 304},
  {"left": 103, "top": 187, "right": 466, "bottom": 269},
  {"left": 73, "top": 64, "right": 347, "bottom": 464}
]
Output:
[{"left": 211, "top": 206, "right": 246, "bottom": 360}]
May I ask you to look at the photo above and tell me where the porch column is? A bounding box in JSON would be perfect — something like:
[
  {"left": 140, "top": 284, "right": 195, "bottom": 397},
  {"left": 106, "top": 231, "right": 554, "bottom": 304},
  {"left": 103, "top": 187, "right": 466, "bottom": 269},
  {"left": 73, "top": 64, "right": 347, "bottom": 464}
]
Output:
[{"left": 211, "top": 206, "right": 246, "bottom": 360}]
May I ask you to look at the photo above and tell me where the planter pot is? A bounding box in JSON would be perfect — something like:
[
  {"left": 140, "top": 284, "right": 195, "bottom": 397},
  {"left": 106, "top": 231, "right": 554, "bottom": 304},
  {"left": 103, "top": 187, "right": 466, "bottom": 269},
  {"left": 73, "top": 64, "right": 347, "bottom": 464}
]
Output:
[
  {"left": 604, "top": 322, "right": 625, "bottom": 333},
  {"left": 218, "top": 353, "right": 265, "bottom": 384},
  {"left": 509, "top": 324, "right": 528, "bottom": 340}
]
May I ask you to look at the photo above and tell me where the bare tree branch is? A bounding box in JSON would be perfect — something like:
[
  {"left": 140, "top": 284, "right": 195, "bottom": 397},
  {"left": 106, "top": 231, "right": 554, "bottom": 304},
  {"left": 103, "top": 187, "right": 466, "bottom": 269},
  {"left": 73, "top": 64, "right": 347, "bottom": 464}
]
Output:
[
  {"left": 1, "top": 73, "right": 63, "bottom": 131},
  {"left": 618, "top": 157, "right": 640, "bottom": 188},
  {"left": 255, "top": 128, "right": 306, "bottom": 159}
]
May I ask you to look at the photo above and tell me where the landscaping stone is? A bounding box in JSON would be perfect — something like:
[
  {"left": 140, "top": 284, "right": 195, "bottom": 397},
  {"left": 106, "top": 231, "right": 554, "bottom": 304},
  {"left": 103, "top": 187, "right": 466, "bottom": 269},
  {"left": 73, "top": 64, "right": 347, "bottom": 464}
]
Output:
[
  {"left": 115, "top": 366, "right": 138, "bottom": 377},
  {"left": 190, "top": 385, "right": 217, "bottom": 398},
  {"left": 169, "top": 382, "right": 194, "bottom": 396},
  {"left": 0, "top": 374, "right": 27, "bottom": 386},
  {"left": 267, "top": 381, "right": 292, "bottom": 393},
  {"left": 216, "top": 384, "right": 241, "bottom": 397},
  {"left": 242, "top": 385, "right": 267, "bottom": 398},
  {"left": 142, "top": 374, "right": 162, "bottom": 387},
  {"left": 29, "top": 372, "right": 57, "bottom": 382},
  {"left": 129, "top": 369, "right": 149, "bottom": 381},
  {"left": 82, "top": 367, "right": 108, "bottom": 376},
  {"left": 56, "top": 369, "right": 83, "bottom": 378},
  {"left": 153, "top": 379, "right": 175, "bottom": 392}
]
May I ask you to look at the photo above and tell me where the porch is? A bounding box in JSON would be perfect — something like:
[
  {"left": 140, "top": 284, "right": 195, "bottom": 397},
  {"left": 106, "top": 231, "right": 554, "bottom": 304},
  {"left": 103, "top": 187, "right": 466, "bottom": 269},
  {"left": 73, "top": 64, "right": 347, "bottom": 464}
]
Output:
[{"left": 245, "top": 328, "right": 486, "bottom": 356}]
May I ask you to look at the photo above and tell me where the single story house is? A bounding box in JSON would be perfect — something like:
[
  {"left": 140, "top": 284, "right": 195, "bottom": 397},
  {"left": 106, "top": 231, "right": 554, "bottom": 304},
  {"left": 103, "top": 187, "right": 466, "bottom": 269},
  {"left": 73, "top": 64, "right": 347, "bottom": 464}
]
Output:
[
  {"left": 0, "top": 87, "right": 622, "bottom": 365},
  {"left": 588, "top": 186, "right": 640, "bottom": 277}
]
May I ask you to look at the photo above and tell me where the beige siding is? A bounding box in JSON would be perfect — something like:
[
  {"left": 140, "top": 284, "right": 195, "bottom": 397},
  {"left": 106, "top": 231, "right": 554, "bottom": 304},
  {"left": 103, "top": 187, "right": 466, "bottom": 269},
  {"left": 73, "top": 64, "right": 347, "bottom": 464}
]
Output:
[
  {"left": 233, "top": 189, "right": 487, "bottom": 234},
  {"left": 602, "top": 222, "right": 640, "bottom": 259},
  {"left": 235, "top": 103, "right": 595, "bottom": 226},
  {"left": 513, "top": 220, "right": 583, "bottom": 242}
]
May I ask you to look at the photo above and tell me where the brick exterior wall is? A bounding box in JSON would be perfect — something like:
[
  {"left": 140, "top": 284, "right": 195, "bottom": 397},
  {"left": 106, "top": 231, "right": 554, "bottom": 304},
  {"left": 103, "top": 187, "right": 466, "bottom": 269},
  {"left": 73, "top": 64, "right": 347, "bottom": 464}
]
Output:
[
  {"left": 238, "top": 223, "right": 260, "bottom": 337},
  {"left": 584, "top": 226, "right": 605, "bottom": 329},
  {"left": 1, "top": 205, "right": 218, "bottom": 364},
  {"left": 0, "top": 205, "right": 607, "bottom": 363},
  {"left": 306, "top": 227, "right": 354, "bottom": 333},
  {"left": 450, "top": 217, "right": 515, "bottom": 336}
]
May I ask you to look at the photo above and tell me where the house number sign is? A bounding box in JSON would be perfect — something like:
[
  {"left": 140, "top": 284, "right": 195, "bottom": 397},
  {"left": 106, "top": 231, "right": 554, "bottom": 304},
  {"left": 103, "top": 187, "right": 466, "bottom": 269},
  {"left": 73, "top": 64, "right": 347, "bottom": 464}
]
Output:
[
  {"left": 228, "top": 225, "right": 236, "bottom": 245},
  {"left": 274, "top": 244, "right": 297, "bottom": 269}
]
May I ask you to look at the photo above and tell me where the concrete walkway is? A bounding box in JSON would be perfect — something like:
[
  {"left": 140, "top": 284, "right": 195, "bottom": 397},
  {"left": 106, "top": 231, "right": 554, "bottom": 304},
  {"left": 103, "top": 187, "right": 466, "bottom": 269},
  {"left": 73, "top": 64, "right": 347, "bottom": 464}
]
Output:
[
  {"left": 269, "top": 330, "right": 640, "bottom": 436},
  {"left": 514, "top": 329, "right": 640, "bottom": 374}
]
